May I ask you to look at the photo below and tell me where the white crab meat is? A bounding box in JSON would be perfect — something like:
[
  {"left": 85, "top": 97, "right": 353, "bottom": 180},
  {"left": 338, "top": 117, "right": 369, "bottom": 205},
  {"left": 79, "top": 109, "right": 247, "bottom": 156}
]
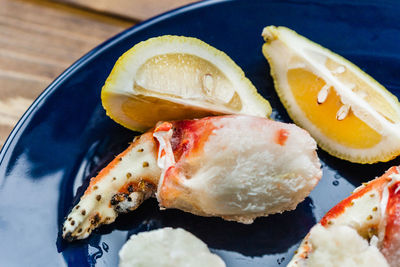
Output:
[
  {"left": 154, "top": 115, "right": 322, "bottom": 223},
  {"left": 289, "top": 166, "right": 400, "bottom": 267},
  {"left": 302, "top": 224, "right": 389, "bottom": 267},
  {"left": 118, "top": 228, "right": 225, "bottom": 267}
]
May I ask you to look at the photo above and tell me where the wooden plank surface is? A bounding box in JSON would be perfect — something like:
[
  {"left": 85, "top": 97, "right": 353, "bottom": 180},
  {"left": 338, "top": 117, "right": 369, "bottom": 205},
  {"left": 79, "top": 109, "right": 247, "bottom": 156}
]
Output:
[
  {"left": 0, "top": 0, "right": 134, "bottom": 147},
  {"left": 53, "top": 0, "right": 199, "bottom": 21},
  {"left": 0, "top": 0, "right": 202, "bottom": 148}
]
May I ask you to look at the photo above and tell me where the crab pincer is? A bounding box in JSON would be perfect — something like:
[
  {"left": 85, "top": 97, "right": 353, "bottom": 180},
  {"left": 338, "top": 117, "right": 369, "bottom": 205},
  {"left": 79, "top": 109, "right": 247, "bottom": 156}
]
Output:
[{"left": 63, "top": 132, "right": 160, "bottom": 240}]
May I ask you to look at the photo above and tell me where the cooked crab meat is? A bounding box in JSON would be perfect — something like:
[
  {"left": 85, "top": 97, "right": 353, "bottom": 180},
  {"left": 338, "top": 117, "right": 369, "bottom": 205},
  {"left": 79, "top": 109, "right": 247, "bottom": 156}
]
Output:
[
  {"left": 63, "top": 115, "right": 322, "bottom": 241},
  {"left": 288, "top": 166, "right": 400, "bottom": 267},
  {"left": 303, "top": 224, "right": 389, "bottom": 267},
  {"left": 119, "top": 228, "right": 225, "bottom": 267}
]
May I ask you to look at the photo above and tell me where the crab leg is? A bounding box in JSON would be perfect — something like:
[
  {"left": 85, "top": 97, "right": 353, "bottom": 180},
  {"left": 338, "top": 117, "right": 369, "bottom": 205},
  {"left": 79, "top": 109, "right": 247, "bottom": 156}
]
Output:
[
  {"left": 289, "top": 166, "right": 400, "bottom": 267},
  {"left": 63, "top": 115, "right": 321, "bottom": 241},
  {"left": 381, "top": 176, "right": 400, "bottom": 266},
  {"left": 63, "top": 132, "right": 161, "bottom": 241}
]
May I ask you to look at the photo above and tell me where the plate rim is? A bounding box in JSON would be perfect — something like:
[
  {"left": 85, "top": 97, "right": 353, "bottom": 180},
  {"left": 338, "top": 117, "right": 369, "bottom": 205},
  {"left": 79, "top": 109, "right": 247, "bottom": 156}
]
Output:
[{"left": 1, "top": 0, "right": 399, "bottom": 265}]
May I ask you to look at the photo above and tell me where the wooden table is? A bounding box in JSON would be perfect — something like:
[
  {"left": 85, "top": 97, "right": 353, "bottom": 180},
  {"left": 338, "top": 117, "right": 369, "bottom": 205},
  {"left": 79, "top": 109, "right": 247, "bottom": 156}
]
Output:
[{"left": 0, "top": 0, "right": 199, "bottom": 147}]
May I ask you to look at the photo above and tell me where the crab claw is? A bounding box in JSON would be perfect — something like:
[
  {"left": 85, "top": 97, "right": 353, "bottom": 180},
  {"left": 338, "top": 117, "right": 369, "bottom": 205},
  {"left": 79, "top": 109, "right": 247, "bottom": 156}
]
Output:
[
  {"left": 62, "top": 132, "right": 161, "bottom": 240},
  {"left": 63, "top": 115, "right": 322, "bottom": 240},
  {"left": 288, "top": 166, "right": 400, "bottom": 267}
]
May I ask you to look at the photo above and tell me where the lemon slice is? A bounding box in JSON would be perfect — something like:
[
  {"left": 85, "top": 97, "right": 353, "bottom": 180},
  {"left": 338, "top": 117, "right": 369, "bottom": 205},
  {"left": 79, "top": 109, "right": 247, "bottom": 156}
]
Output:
[
  {"left": 102, "top": 35, "right": 271, "bottom": 131},
  {"left": 262, "top": 26, "right": 400, "bottom": 163}
]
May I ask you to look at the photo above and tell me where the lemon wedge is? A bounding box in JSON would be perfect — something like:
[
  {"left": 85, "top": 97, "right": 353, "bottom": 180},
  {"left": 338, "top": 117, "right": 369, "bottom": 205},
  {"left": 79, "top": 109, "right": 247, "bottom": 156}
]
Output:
[
  {"left": 101, "top": 35, "right": 271, "bottom": 131},
  {"left": 262, "top": 26, "right": 400, "bottom": 163}
]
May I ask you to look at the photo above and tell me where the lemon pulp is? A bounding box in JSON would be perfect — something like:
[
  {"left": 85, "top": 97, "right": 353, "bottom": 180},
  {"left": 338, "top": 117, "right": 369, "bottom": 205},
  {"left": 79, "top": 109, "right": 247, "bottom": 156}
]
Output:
[
  {"left": 135, "top": 53, "right": 242, "bottom": 111},
  {"left": 262, "top": 26, "right": 400, "bottom": 163},
  {"left": 324, "top": 58, "right": 400, "bottom": 123},
  {"left": 119, "top": 94, "right": 222, "bottom": 128},
  {"left": 288, "top": 68, "right": 381, "bottom": 149}
]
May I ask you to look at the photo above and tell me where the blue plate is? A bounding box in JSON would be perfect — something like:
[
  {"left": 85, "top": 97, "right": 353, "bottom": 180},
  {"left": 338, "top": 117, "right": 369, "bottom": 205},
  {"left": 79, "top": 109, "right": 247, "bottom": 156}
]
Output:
[{"left": 1, "top": 0, "right": 400, "bottom": 266}]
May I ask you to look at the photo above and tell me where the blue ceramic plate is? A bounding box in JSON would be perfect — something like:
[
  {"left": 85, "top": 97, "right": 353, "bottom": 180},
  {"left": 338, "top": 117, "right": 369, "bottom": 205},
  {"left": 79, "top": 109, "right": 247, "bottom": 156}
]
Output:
[{"left": 1, "top": 0, "right": 400, "bottom": 266}]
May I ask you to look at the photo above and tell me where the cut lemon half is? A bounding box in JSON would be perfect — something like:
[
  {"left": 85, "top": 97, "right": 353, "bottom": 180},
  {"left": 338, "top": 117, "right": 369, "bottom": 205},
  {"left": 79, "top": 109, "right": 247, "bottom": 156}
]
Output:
[
  {"left": 101, "top": 35, "right": 271, "bottom": 131},
  {"left": 262, "top": 26, "right": 400, "bottom": 163}
]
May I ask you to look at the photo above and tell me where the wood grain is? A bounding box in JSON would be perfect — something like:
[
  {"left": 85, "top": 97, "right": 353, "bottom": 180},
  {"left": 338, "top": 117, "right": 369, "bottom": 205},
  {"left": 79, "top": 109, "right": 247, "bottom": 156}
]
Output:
[
  {"left": 0, "top": 0, "right": 133, "bottom": 147},
  {"left": 53, "top": 0, "right": 200, "bottom": 21}
]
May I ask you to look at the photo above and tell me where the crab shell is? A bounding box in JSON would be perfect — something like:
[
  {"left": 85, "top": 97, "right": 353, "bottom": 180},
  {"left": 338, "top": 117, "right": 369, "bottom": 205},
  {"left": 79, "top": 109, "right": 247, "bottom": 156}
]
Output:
[{"left": 288, "top": 166, "right": 400, "bottom": 267}]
